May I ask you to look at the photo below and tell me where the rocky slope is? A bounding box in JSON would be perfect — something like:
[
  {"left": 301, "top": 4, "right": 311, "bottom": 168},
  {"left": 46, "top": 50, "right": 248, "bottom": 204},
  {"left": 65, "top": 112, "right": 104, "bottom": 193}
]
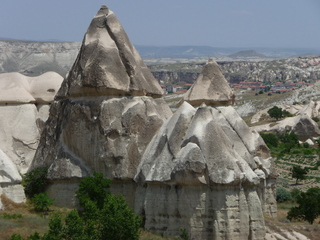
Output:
[{"left": 0, "top": 40, "right": 80, "bottom": 77}]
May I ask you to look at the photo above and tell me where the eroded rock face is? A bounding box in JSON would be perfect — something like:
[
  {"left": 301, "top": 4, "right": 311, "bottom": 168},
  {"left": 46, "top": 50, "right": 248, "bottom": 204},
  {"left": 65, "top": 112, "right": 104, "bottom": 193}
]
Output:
[
  {"left": 134, "top": 102, "right": 277, "bottom": 240},
  {"left": 32, "top": 96, "right": 171, "bottom": 181},
  {"left": 0, "top": 72, "right": 63, "bottom": 173},
  {"left": 56, "top": 6, "right": 163, "bottom": 99},
  {"left": 0, "top": 150, "right": 26, "bottom": 209},
  {"left": 183, "top": 59, "right": 235, "bottom": 107}
]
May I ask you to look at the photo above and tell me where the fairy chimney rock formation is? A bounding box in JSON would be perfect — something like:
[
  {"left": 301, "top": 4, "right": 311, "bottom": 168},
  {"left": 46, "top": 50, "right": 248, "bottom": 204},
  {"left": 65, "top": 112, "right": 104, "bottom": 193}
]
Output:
[
  {"left": 134, "top": 103, "right": 277, "bottom": 239},
  {"left": 31, "top": 5, "right": 171, "bottom": 207},
  {"left": 56, "top": 5, "right": 163, "bottom": 99},
  {"left": 183, "top": 58, "right": 235, "bottom": 106}
]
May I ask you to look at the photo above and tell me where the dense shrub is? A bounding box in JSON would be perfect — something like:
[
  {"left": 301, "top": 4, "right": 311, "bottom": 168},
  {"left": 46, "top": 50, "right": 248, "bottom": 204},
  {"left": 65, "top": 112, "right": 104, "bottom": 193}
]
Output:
[
  {"left": 30, "top": 193, "right": 54, "bottom": 212},
  {"left": 276, "top": 187, "right": 292, "bottom": 203},
  {"left": 14, "top": 173, "right": 142, "bottom": 240},
  {"left": 260, "top": 133, "right": 278, "bottom": 148},
  {"left": 268, "top": 106, "right": 283, "bottom": 120},
  {"left": 22, "top": 167, "right": 48, "bottom": 198},
  {"left": 303, "top": 142, "right": 310, "bottom": 148}
]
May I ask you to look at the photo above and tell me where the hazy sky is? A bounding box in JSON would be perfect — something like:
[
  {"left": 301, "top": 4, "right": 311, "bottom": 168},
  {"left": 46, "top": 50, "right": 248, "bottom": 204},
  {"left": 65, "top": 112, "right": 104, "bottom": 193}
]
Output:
[{"left": 1, "top": 0, "right": 320, "bottom": 48}]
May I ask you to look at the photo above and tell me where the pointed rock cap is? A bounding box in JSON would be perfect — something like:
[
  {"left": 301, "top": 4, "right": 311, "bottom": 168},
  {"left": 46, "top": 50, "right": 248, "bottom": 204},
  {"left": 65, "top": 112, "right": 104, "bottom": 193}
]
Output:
[
  {"left": 183, "top": 59, "right": 235, "bottom": 106},
  {"left": 56, "top": 5, "right": 163, "bottom": 99}
]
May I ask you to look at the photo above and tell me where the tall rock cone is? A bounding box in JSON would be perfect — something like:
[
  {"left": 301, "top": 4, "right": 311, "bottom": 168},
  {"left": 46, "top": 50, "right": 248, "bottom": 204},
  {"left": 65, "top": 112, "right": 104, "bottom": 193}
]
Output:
[
  {"left": 183, "top": 58, "right": 235, "bottom": 106},
  {"left": 56, "top": 5, "right": 163, "bottom": 99},
  {"left": 30, "top": 5, "right": 171, "bottom": 207}
]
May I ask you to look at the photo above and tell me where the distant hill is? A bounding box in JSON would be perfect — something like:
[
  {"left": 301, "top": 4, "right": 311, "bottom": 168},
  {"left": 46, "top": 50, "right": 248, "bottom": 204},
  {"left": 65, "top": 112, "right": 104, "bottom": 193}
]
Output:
[{"left": 228, "top": 50, "right": 268, "bottom": 59}]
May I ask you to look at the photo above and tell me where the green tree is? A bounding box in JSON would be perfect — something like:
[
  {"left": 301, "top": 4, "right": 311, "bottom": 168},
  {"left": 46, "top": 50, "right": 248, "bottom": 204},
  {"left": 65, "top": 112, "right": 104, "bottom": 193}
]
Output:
[
  {"left": 44, "top": 173, "right": 141, "bottom": 240},
  {"left": 42, "top": 213, "right": 63, "bottom": 240},
  {"left": 279, "top": 131, "right": 299, "bottom": 153},
  {"left": 63, "top": 210, "right": 86, "bottom": 240},
  {"left": 291, "top": 165, "right": 309, "bottom": 184},
  {"left": 267, "top": 106, "right": 283, "bottom": 120},
  {"left": 22, "top": 167, "right": 48, "bottom": 198},
  {"left": 260, "top": 133, "right": 278, "bottom": 148},
  {"left": 287, "top": 187, "right": 320, "bottom": 224},
  {"left": 30, "top": 192, "right": 54, "bottom": 212},
  {"left": 76, "top": 172, "right": 111, "bottom": 210},
  {"left": 75, "top": 173, "right": 141, "bottom": 240}
]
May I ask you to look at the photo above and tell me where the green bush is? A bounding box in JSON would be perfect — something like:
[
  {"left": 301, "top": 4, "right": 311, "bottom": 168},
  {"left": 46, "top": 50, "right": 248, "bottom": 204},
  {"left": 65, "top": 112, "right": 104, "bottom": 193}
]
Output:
[
  {"left": 23, "top": 167, "right": 48, "bottom": 198},
  {"left": 9, "top": 173, "right": 142, "bottom": 240},
  {"left": 303, "top": 142, "right": 310, "bottom": 148},
  {"left": 276, "top": 187, "right": 292, "bottom": 203},
  {"left": 2, "top": 213, "right": 22, "bottom": 219},
  {"left": 30, "top": 192, "right": 54, "bottom": 212},
  {"left": 44, "top": 173, "right": 141, "bottom": 240},
  {"left": 303, "top": 149, "right": 313, "bottom": 155},
  {"left": 260, "top": 133, "right": 278, "bottom": 148},
  {"left": 76, "top": 172, "right": 111, "bottom": 210},
  {"left": 8, "top": 234, "right": 24, "bottom": 240}
]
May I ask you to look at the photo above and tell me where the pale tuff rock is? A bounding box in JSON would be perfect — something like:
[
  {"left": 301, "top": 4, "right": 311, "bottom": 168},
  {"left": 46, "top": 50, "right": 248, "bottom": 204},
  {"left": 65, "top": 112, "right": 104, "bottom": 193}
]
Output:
[
  {"left": 183, "top": 59, "right": 235, "bottom": 106},
  {"left": 134, "top": 102, "right": 276, "bottom": 239},
  {"left": 56, "top": 5, "right": 163, "bottom": 99},
  {"left": 31, "top": 5, "right": 171, "bottom": 182},
  {"left": 0, "top": 72, "right": 63, "bottom": 104},
  {"left": 0, "top": 72, "right": 61, "bottom": 208},
  {"left": 32, "top": 97, "right": 171, "bottom": 181},
  {"left": 0, "top": 71, "right": 63, "bottom": 173},
  {"left": 0, "top": 150, "right": 26, "bottom": 209}
]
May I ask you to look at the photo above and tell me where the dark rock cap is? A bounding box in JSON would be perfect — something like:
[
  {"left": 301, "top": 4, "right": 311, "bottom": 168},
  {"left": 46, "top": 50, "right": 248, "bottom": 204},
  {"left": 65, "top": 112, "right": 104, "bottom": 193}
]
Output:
[{"left": 56, "top": 5, "right": 163, "bottom": 99}]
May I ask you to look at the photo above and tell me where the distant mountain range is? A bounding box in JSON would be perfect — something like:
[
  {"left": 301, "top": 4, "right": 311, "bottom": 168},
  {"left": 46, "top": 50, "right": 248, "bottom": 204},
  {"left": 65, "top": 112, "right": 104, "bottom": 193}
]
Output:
[
  {"left": 0, "top": 38, "right": 319, "bottom": 77},
  {"left": 135, "top": 45, "right": 320, "bottom": 59}
]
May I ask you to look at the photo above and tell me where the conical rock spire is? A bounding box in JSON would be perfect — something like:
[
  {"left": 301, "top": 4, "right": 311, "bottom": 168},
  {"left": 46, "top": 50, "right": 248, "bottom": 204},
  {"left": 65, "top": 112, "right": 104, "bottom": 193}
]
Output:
[
  {"left": 56, "top": 5, "right": 163, "bottom": 99},
  {"left": 183, "top": 58, "right": 235, "bottom": 106}
]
